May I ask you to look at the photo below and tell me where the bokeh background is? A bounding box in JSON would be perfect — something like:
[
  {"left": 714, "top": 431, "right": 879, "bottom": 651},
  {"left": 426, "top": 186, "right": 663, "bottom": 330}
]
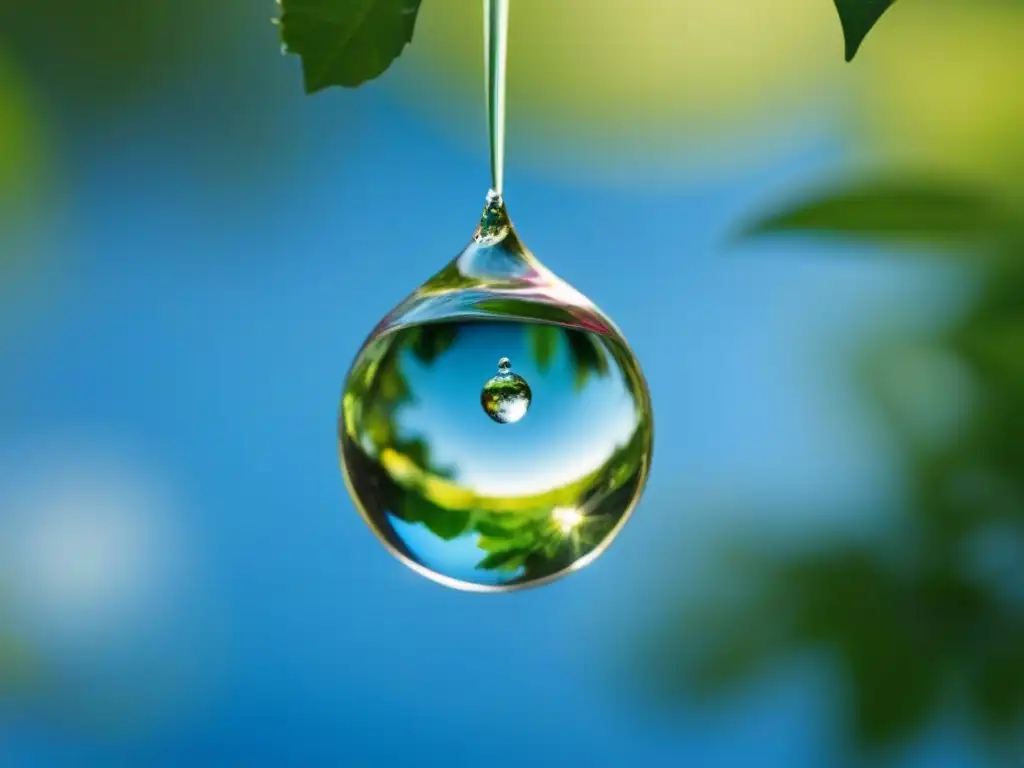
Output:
[{"left": 2, "top": 0, "right": 1022, "bottom": 765}]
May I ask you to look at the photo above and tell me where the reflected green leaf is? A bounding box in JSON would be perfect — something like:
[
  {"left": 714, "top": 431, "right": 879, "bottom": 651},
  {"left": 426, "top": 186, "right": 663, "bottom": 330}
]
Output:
[
  {"left": 834, "top": 0, "right": 896, "bottom": 61},
  {"left": 477, "top": 548, "right": 531, "bottom": 572},
  {"left": 477, "top": 535, "right": 514, "bottom": 553},
  {"left": 529, "top": 325, "right": 558, "bottom": 373},
  {"left": 279, "top": 0, "right": 423, "bottom": 93},
  {"left": 402, "top": 495, "right": 470, "bottom": 540},
  {"left": 409, "top": 323, "right": 459, "bottom": 364},
  {"left": 566, "top": 329, "right": 610, "bottom": 390}
]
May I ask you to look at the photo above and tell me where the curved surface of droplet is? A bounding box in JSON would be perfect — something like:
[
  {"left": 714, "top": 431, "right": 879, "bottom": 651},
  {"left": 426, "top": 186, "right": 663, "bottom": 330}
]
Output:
[{"left": 338, "top": 197, "right": 653, "bottom": 591}]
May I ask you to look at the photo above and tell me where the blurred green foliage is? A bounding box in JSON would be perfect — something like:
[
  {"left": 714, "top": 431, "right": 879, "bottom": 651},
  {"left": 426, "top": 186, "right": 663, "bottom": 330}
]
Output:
[
  {"left": 0, "top": 0, "right": 250, "bottom": 114},
  {"left": 639, "top": 142, "right": 1024, "bottom": 759},
  {"left": 0, "top": 52, "right": 49, "bottom": 287},
  {"left": 0, "top": 54, "right": 46, "bottom": 206},
  {"left": 0, "top": 0, "right": 312, "bottom": 295}
]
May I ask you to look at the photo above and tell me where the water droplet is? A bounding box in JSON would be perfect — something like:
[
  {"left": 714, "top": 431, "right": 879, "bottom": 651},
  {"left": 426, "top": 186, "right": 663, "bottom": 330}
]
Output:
[
  {"left": 338, "top": 195, "right": 653, "bottom": 591},
  {"left": 481, "top": 357, "right": 531, "bottom": 424},
  {"left": 336, "top": 0, "right": 650, "bottom": 591}
]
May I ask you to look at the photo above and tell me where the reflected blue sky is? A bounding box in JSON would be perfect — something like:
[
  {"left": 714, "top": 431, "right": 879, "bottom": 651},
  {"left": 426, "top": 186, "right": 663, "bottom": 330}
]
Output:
[
  {"left": 390, "top": 517, "right": 523, "bottom": 586},
  {"left": 395, "top": 322, "right": 639, "bottom": 496},
  {"left": 0, "top": 59, "right": 972, "bottom": 766}
]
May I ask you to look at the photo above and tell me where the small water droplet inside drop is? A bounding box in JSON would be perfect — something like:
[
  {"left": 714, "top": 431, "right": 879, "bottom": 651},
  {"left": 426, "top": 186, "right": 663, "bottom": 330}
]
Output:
[{"left": 482, "top": 357, "right": 531, "bottom": 424}]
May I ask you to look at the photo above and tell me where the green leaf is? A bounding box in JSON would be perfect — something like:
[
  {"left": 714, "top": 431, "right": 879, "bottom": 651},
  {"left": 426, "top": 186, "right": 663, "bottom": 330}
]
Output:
[
  {"left": 740, "top": 178, "right": 1017, "bottom": 251},
  {"left": 401, "top": 496, "right": 470, "bottom": 540},
  {"left": 477, "top": 549, "right": 531, "bottom": 572},
  {"left": 278, "top": 0, "right": 423, "bottom": 93},
  {"left": 833, "top": 0, "right": 896, "bottom": 62}
]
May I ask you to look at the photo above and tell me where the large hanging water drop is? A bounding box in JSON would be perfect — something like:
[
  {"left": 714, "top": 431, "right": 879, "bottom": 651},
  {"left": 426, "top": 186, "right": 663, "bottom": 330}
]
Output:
[{"left": 337, "top": 0, "right": 653, "bottom": 591}]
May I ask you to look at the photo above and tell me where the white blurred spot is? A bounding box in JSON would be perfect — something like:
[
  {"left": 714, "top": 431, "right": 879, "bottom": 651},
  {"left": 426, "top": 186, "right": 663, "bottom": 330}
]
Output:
[
  {"left": 0, "top": 435, "right": 183, "bottom": 641},
  {"left": 552, "top": 506, "right": 583, "bottom": 534},
  {"left": 0, "top": 433, "right": 226, "bottom": 737}
]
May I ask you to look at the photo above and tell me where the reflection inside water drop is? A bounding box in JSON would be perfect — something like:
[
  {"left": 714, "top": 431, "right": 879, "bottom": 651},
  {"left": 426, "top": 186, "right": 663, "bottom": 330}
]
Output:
[
  {"left": 340, "top": 320, "right": 652, "bottom": 591},
  {"left": 481, "top": 356, "right": 532, "bottom": 424}
]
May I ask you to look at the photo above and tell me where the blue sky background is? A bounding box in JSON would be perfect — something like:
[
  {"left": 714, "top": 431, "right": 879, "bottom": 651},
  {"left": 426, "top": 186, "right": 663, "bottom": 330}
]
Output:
[{"left": 0, "top": 19, "right": 988, "bottom": 766}]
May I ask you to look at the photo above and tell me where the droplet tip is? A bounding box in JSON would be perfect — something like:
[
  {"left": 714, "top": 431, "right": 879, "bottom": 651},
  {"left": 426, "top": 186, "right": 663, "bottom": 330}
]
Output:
[{"left": 473, "top": 189, "right": 511, "bottom": 244}]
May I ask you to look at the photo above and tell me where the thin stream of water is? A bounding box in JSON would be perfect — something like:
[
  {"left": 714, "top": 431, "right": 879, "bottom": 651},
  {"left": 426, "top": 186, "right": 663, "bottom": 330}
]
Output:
[{"left": 484, "top": 0, "right": 509, "bottom": 197}]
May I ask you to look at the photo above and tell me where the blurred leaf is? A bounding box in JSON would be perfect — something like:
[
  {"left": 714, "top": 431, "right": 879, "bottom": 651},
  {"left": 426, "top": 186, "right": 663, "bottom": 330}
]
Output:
[
  {"left": 834, "top": 0, "right": 896, "bottom": 61},
  {"left": 635, "top": 253, "right": 1024, "bottom": 756},
  {"left": 741, "top": 178, "right": 1017, "bottom": 250},
  {"left": 781, "top": 550, "right": 951, "bottom": 746},
  {"left": 279, "top": 0, "right": 423, "bottom": 93}
]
